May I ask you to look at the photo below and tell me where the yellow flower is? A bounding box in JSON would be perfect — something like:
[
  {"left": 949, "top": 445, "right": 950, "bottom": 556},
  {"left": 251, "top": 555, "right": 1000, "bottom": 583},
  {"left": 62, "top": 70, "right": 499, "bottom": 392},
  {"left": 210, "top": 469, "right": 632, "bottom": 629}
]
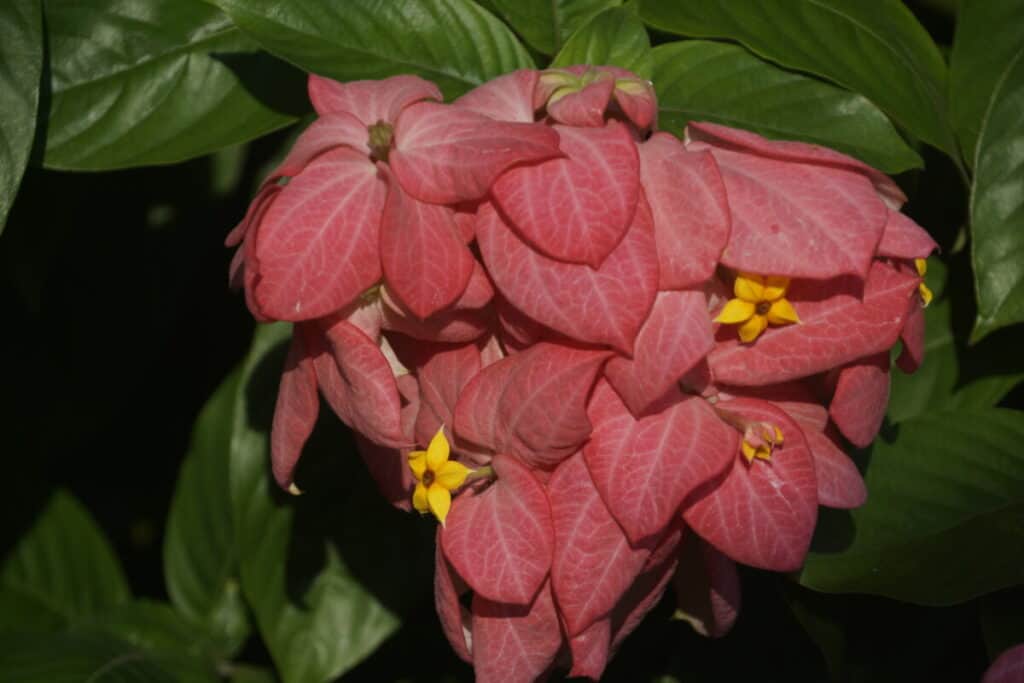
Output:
[
  {"left": 714, "top": 272, "right": 800, "bottom": 343},
  {"left": 740, "top": 423, "right": 784, "bottom": 463},
  {"left": 915, "top": 258, "right": 933, "bottom": 307},
  {"left": 409, "top": 428, "right": 473, "bottom": 525}
]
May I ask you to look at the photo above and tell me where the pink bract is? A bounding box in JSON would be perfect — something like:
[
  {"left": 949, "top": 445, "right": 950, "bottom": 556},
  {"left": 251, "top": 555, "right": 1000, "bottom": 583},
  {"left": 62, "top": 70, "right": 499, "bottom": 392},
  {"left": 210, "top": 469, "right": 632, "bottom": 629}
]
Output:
[{"left": 228, "top": 66, "right": 935, "bottom": 681}]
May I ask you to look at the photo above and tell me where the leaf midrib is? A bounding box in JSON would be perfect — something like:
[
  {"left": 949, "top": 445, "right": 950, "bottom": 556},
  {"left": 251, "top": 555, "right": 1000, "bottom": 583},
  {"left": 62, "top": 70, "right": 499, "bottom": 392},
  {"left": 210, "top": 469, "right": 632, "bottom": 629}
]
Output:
[
  {"left": 50, "top": 19, "right": 240, "bottom": 97},
  {"left": 223, "top": 1, "right": 488, "bottom": 91},
  {"left": 803, "top": 0, "right": 947, "bottom": 129}
]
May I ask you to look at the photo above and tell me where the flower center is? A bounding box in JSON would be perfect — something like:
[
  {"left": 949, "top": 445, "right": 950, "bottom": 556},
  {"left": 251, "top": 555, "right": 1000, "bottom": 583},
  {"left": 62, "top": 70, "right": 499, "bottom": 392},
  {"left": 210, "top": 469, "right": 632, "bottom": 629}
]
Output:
[
  {"left": 367, "top": 120, "right": 394, "bottom": 163},
  {"left": 756, "top": 301, "right": 771, "bottom": 315},
  {"left": 422, "top": 470, "right": 435, "bottom": 487}
]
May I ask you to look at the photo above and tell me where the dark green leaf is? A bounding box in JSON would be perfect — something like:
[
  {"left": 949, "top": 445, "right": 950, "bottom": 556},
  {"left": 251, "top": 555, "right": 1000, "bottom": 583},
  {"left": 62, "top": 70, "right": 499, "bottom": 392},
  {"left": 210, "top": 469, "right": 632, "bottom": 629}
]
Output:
[
  {"left": 230, "top": 665, "right": 278, "bottom": 683},
  {"left": 208, "top": 0, "right": 535, "bottom": 100},
  {"left": 42, "top": 0, "right": 305, "bottom": 170},
  {"left": 949, "top": 0, "right": 1024, "bottom": 167},
  {"left": 75, "top": 600, "right": 222, "bottom": 682},
  {"left": 1, "top": 490, "right": 129, "bottom": 622},
  {"left": 0, "top": 588, "right": 64, "bottom": 635},
  {"left": 488, "top": 0, "right": 622, "bottom": 55},
  {"left": 651, "top": 40, "right": 922, "bottom": 174},
  {"left": 230, "top": 324, "right": 433, "bottom": 683},
  {"left": 164, "top": 368, "right": 249, "bottom": 657},
  {"left": 82, "top": 600, "right": 215, "bottom": 658},
  {"left": 551, "top": 6, "right": 652, "bottom": 78},
  {"left": 969, "top": 45, "right": 1024, "bottom": 341},
  {"left": 0, "top": 630, "right": 206, "bottom": 683},
  {"left": 889, "top": 300, "right": 1024, "bottom": 420},
  {"left": 799, "top": 409, "right": 1024, "bottom": 604},
  {"left": 638, "top": 0, "right": 957, "bottom": 159},
  {"left": 0, "top": 0, "right": 43, "bottom": 233}
]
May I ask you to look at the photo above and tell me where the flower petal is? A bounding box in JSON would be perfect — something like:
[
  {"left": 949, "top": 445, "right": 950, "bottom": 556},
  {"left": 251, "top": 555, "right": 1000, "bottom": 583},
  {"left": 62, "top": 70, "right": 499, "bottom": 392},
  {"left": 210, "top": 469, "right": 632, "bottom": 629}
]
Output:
[
  {"left": 714, "top": 298, "right": 755, "bottom": 325},
  {"left": 413, "top": 482, "right": 430, "bottom": 513},
  {"left": 428, "top": 484, "right": 453, "bottom": 525},
  {"left": 762, "top": 276, "right": 790, "bottom": 301},
  {"left": 426, "top": 428, "right": 450, "bottom": 471},
  {"left": 738, "top": 314, "right": 768, "bottom": 343},
  {"left": 409, "top": 450, "right": 427, "bottom": 480},
  {"left": 767, "top": 298, "right": 800, "bottom": 325},
  {"left": 436, "top": 459, "right": 473, "bottom": 490},
  {"left": 734, "top": 273, "right": 764, "bottom": 301}
]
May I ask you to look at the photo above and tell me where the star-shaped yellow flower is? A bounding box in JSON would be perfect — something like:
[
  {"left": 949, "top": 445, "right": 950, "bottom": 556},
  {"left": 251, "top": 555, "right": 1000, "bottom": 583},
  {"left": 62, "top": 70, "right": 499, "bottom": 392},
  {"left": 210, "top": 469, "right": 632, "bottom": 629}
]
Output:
[
  {"left": 409, "top": 428, "right": 473, "bottom": 525},
  {"left": 915, "top": 258, "right": 933, "bottom": 307},
  {"left": 714, "top": 273, "right": 800, "bottom": 343}
]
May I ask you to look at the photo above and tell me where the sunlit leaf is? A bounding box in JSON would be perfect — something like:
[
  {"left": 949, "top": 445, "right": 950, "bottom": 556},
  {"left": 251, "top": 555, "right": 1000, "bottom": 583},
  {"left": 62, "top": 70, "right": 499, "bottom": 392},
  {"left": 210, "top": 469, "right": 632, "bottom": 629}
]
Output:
[
  {"left": 969, "top": 44, "right": 1024, "bottom": 341},
  {"left": 488, "top": 0, "right": 621, "bottom": 55},
  {"left": 551, "top": 7, "right": 652, "bottom": 78},
  {"left": 651, "top": 40, "right": 921, "bottom": 174},
  {"left": 42, "top": 0, "right": 306, "bottom": 170},
  {"left": 208, "top": 0, "right": 534, "bottom": 100},
  {"left": 0, "top": 0, "right": 43, "bottom": 233},
  {"left": 638, "top": 0, "right": 956, "bottom": 158}
]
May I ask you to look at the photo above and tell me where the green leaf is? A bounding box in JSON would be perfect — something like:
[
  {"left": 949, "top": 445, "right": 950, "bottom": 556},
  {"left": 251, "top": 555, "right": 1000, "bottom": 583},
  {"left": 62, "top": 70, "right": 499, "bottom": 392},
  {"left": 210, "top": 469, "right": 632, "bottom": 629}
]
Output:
[
  {"left": 651, "top": 40, "right": 922, "bottom": 174},
  {"left": 637, "top": 0, "right": 957, "bottom": 159},
  {"left": 969, "top": 45, "right": 1024, "bottom": 341},
  {"left": 0, "top": 630, "right": 207, "bottom": 683},
  {"left": 799, "top": 409, "right": 1024, "bottom": 605},
  {"left": 164, "top": 368, "right": 249, "bottom": 657},
  {"left": 208, "top": 0, "right": 535, "bottom": 100},
  {"left": 230, "top": 324, "right": 433, "bottom": 683},
  {"left": 1, "top": 490, "right": 129, "bottom": 622},
  {"left": 42, "top": 0, "right": 306, "bottom": 171},
  {"left": 0, "top": 0, "right": 43, "bottom": 233},
  {"left": 949, "top": 0, "right": 1024, "bottom": 167},
  {"left": 488, "top": 0, "right": 622, "bottom": 55},
  {"left": 551, "top": 6, "right": 652, "bottom": 79},
  {"left": 230, "top": 665, "right": 278, "bottom": 683},
  {"left": 76, "top": 600, "right": 223, "bottom": 682}
]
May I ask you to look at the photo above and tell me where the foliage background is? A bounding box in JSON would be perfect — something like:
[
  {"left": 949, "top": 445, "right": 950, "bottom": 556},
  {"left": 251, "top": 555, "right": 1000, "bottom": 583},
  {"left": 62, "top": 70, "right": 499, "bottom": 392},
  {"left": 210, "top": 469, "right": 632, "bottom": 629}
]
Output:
[{"left": 1, "top": 0, "right": 1023, "bottom": 681}]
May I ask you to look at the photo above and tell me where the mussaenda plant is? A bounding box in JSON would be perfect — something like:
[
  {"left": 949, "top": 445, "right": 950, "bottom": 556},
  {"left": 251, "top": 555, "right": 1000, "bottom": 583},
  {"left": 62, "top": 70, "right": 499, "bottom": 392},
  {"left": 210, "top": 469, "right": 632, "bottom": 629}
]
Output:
[{"left": 227, "top": 65, "right": 935, "bottom": 682}]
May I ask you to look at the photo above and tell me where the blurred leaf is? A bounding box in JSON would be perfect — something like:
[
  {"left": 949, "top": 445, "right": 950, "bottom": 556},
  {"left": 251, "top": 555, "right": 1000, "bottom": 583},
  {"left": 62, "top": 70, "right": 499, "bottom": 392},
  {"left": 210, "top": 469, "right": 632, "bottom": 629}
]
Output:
[
  {"left": 488, "top": 0, "right": 621, "bottom": 55},
  {"left": 77, "top": 600, "right": 223, "bottom": 682},
  {"left": 949, "top": 0, "right": 1024, "bottom": 167},
  {"left": 164, "top": 368, "right": 250, "bottom": 657},
  {"left": 42, "top": 0, "right": 305, "bottom": 170},
  {"left": 208, "top": 0, "right": 534, "bottom": 100},
  {"left": 0, "top": 629, "right": 214, "bottom": 683},
  {"left": 980, "top": 586, "right": 1024, "bottom": 659},
  {"left": 969, "top": 44, "right": 1024, "bottom": 342},
  {"left": 0, "top": 588, "right": 64, "bottom": 635},
  {"left": 651, "top": 40, "right": 922, "bottom": 174},
  {"left": 83, "top": 600, "right": 214, "bottom": 657},
  {"left": 799, "top": 409, "right": 1024, "bottom": 604},
  {"left": 550, "top": 6, "right": 651, "bottom": 78},
  {"left": 637, "top": 0, "right": 957, "bottom": 159},
  {"left": 1, "top": 490, "right": 129, "bottom": 623},
  {"left": 0, "top": 0, "right": 42, "bottom": 234},
  {"left": 229, "top": 323, "right": 433, "bottom": 683},
  {"left": 230, "top": 665, "right": 278, "bottom": 683},
  {"left": 784, "top": 583, "right": 986, "bottom": 683}
]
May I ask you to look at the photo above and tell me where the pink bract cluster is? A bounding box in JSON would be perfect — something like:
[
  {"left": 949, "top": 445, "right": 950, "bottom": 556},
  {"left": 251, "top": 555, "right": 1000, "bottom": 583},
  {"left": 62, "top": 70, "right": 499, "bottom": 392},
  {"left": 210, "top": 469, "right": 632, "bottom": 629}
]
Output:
[{"left": 227, "top": 66, "right": 935, "bottom": 681}]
